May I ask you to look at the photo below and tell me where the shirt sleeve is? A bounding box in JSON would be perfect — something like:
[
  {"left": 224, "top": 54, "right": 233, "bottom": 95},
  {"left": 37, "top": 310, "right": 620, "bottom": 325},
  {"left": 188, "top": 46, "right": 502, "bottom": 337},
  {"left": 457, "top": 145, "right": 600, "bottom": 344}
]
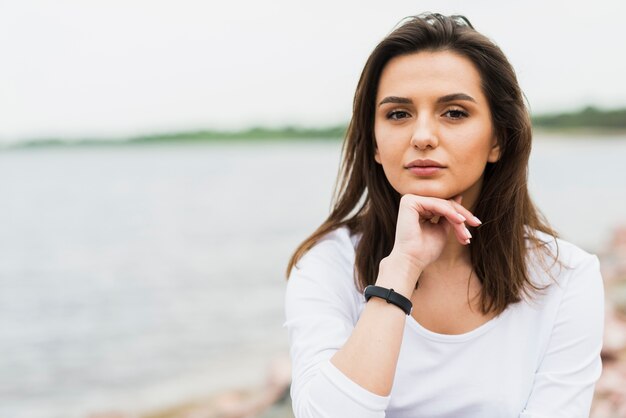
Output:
[
  {"left": 284, "top": 234, "right": 391, "bottom": 418},
  {"left": 520, "top": 254, "right": 604, "bottom": 418}
]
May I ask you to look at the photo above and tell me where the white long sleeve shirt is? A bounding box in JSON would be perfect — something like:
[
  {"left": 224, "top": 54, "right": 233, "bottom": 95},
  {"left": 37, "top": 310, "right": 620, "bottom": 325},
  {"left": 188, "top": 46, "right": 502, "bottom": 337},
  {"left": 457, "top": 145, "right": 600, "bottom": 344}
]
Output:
[{"left": 284, "top": 227, "right": 604, "bottom": 418}]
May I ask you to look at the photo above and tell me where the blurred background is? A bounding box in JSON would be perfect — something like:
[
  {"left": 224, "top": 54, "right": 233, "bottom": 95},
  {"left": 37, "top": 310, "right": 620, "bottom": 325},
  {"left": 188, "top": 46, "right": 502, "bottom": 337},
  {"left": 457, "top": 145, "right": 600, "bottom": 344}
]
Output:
[{"left": 1, "top": 1, "right": 625, "bottom": 417}]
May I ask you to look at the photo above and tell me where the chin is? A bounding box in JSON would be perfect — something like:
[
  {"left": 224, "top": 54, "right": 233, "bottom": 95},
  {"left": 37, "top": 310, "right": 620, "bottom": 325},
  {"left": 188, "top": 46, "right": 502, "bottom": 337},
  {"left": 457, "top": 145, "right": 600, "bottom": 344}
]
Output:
[{"left": 399, "top": 186, "right": 452, "bottom": 199}]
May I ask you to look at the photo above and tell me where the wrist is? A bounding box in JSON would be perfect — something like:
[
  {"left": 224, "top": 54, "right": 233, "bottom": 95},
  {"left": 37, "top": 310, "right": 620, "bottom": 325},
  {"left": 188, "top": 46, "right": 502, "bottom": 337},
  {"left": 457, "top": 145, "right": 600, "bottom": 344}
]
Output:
[{"left": 376, "top": 252, "right": 424, "bottom": 298}]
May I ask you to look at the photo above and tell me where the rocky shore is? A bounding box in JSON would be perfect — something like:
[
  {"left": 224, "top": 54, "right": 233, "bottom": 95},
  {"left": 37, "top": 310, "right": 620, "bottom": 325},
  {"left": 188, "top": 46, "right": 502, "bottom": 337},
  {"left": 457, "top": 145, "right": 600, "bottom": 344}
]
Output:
[{"left": 591, "top": 224, "right": 626, "bottom": 417}]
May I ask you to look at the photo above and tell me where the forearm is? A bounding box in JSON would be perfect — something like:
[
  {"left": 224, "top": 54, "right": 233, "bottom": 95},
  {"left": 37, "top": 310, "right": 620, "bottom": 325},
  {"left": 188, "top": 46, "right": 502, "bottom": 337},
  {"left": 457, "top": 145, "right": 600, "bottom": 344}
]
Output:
[{"left": 330, "top": 254, "right": 421, "bottom": 396}]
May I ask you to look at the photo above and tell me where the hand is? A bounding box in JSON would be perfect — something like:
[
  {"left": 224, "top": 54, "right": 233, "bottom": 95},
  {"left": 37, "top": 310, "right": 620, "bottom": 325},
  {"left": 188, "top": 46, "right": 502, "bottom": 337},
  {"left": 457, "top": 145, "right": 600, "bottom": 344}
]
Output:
[{"left": 389, "top": 194, "right": 481, "bottom": 273}]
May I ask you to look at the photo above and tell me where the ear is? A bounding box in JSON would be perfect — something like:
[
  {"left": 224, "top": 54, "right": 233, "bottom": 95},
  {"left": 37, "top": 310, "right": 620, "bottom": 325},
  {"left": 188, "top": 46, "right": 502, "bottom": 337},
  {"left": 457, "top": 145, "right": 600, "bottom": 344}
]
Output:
[
  {"left": 374, "top": 146, "right": 382, "bottom": 164},
  {"left": 487, "top": 137, "right": 501, "bottom": 163}
]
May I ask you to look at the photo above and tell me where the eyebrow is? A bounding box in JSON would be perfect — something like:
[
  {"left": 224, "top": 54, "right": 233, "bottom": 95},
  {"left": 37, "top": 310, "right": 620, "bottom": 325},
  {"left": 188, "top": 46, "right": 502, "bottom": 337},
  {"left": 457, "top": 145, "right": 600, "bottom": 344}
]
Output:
[{"left": 378, "top": 93, "right": 477, "bottom": 106}]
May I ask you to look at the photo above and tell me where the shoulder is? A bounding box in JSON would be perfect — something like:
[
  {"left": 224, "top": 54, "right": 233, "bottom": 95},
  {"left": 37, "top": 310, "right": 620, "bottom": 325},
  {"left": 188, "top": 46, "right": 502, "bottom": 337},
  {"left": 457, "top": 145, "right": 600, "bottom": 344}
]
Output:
[
  {"left": 517, "top": 232, "right": 604, "bottom": 411},
  {"left": 526, "top": 229, "right": 601, "bottom": 288},
  {"left": 521, "top": 230, "right": 604, "bottom": 327},
  {"left": 285, "top": 226, "right": 363, "bottom": 323},
  {"left": 508, "top": 231, "right": 604, "bottom": 356},
  {"left": 292, "top": 226, "right": 358, "bottom": 273}
]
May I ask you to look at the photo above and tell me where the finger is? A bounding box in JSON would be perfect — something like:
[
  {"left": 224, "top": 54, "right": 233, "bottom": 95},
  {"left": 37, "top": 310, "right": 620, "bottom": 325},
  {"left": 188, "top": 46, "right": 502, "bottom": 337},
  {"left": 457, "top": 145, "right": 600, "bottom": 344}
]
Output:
[
  {"left": 446, "top": 201, "right": 477, "bottom": 242},
  {"left": 441, "top": 197, "right": 474, "bottom": 242},
  {"left": 402, "top": 195, "right": 472, "bottom": 245},
  {"left": 449, "top": 199, "right": 482, "bottom": 227},
  {"left": 452, "top": 225, "right": 471, "bottom": 245},
  {"left": 437, "top": 216, "right": 470, "bottom": 245},
  {"left": 449, "top": 215, "right": 472, "bottom": 244},
  {"left": 408, "top": 196, "right": 467, "bottom": 227},
  {"left": 402, "top": 195, "right": 469, "bottom": 245}
]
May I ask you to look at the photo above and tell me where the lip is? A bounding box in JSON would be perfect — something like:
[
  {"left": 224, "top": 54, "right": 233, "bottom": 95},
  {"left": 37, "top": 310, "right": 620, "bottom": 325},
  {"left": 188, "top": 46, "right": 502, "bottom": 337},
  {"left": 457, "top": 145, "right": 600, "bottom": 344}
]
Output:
[
  {"left": 405, "top": 159, "right": 445, "bottom": 168},
  {"left": 405, "top": 159, "right": 445, "bottom": 176}
]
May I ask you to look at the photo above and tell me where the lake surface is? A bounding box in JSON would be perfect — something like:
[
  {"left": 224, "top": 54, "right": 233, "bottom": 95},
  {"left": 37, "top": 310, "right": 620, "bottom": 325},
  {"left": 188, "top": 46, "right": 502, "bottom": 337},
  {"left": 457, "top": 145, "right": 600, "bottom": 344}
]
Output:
[{"left": 0, "top": 135, "right": 625, "bottom": 418}]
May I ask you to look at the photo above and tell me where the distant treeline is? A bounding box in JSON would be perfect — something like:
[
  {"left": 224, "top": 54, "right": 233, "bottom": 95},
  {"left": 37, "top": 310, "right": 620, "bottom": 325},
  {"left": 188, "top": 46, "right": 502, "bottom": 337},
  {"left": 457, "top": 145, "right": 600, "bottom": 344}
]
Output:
[
  {"left": 6, "top": 125, "right": 348, "bottom": 149},
  {"left": 4, "top": 106, "right": 625, "bottom": 149},
  {"left": 131, "top": 125, "right": 347, "bottom": 142},
  {"left": 532, "top": 106, "right": 626, "bottom": 130}
]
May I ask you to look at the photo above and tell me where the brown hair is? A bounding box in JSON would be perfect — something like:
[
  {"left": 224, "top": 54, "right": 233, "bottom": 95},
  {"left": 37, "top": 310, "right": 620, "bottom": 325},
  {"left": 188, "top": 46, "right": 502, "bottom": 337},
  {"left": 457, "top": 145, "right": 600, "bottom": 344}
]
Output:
[{"left": 286, "top": 13, "right": 558, "bottom": 315}]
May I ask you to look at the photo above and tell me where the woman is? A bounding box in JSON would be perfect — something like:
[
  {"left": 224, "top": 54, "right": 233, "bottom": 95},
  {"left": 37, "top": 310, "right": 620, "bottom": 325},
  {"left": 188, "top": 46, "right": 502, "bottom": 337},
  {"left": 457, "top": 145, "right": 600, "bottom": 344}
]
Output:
[{"left": 284, "top": 13, "right": 604, "bottom": 418}]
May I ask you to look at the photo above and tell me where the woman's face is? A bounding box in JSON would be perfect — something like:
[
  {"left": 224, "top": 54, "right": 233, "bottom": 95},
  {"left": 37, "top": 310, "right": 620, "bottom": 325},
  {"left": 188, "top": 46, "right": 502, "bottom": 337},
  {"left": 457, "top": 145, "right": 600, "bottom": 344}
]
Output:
[{"left": 373, "top": 50, "right": 500, "bottom": 209}]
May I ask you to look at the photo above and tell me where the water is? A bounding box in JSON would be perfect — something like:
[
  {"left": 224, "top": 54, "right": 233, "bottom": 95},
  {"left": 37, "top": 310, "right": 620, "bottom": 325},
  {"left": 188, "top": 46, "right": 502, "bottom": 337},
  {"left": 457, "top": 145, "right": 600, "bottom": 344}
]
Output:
[
  {"left": 0, "top": 136, "right": 624, "bottom": 418},
  {"left": 528, "top": 135, "right": 626, "bottom": 249}
]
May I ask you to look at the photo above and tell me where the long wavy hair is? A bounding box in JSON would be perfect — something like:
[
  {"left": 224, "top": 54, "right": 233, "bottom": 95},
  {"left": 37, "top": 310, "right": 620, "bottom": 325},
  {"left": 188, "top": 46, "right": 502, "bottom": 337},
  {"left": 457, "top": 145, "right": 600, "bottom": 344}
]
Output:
[{"left": 286, "top": 13, "right": 558, "bottom": 315}]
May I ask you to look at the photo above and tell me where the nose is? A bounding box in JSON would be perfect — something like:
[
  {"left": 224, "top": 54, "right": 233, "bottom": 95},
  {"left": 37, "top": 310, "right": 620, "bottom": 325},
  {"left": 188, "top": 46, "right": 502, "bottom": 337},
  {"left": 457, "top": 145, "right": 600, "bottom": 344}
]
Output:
[{"left": 410, "top": 114, "right": 439, "bottom": 150}]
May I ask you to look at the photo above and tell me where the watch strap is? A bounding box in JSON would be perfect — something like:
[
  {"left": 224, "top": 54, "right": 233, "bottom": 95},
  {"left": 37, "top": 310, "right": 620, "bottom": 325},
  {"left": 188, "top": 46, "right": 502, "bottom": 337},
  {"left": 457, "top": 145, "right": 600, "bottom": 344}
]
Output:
[{"left": 363, "top": 285, "right": 412, "bottom": 315}]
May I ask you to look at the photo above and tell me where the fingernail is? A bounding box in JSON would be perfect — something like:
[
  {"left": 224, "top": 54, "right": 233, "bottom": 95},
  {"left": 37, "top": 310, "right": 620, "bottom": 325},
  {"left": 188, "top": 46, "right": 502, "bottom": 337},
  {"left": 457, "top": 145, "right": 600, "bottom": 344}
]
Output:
[
  {"left": 465, "top": 228, "right": 472, "bottom": 239},
  {"left": 457, "top": 213, "right": 466, "bottom": 222},
  {"left": 473, "top": 216, "right": 482, "bottom": 225},
  {"left": 465, "top": 238, "right": 471, "bottom": 245}
]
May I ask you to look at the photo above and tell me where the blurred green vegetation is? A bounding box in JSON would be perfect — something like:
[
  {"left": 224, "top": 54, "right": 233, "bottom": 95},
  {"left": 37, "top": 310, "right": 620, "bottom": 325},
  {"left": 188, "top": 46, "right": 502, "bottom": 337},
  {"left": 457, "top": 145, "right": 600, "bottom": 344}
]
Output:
[
  {"left": 3, "top": 106, "right": 626, "bottom": 150},
  {"left": 132, "top": 125, "right": 348, "bottom": 142},
  {"left": 532, "top": 106, "right": 626, "bottom": 131},
  {"left": 5, "top": 125, "right": 347, "bottom": 150}
]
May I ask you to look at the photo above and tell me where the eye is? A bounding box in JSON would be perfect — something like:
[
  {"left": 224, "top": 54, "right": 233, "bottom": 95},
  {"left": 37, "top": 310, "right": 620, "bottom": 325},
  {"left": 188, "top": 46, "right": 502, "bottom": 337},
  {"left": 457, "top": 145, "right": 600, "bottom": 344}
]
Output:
[
  {"left": 443, "top": 108, "right": 469, "bottom": 120},
  {"left": 386, "top": 110, "right": 412, "bottom": 120}
]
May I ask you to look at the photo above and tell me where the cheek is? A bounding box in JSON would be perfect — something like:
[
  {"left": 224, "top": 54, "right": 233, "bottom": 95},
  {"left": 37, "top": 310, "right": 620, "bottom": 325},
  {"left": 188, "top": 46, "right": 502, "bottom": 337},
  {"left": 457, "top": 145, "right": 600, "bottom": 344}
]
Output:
[
  {"left": 375, "top": 141, "right": 403, "bottom": 168},
  {"left": 457, "top": 123, "right": 495, "bottom": 160},
  {"left": 373, "top": 128, "right": 395, "bottom": 165},
  {"left": 374, "top": 126, "right": 406, "bottom": 160},
  {"left": 455, "top": 143, "right": 489, "bottom": 174}
]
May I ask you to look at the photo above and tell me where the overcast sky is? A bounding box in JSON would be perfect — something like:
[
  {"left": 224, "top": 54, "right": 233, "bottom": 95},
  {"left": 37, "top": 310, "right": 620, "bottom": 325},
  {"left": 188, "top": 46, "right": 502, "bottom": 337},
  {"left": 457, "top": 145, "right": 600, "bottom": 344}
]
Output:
[{"left": 1, "top": 0, "right": 624, "bottom": 142}]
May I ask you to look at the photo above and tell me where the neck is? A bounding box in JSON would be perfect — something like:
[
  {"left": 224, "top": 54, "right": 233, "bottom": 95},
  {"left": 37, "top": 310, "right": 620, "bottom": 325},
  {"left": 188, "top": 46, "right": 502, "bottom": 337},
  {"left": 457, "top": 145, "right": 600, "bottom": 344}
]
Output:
[
  {"left": 435, "top": 228, "right": 472, "bottom": 267},
  {"left": 418, "top": 229, "right": 474, "bottom": 288}
]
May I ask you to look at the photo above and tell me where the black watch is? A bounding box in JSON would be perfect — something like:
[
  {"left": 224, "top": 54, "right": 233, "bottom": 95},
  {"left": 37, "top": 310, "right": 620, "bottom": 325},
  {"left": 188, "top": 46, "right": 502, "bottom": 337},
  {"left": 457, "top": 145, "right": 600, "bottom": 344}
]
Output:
[{"left": 363, "top": 285, "right": 413, "bottom": 315}]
